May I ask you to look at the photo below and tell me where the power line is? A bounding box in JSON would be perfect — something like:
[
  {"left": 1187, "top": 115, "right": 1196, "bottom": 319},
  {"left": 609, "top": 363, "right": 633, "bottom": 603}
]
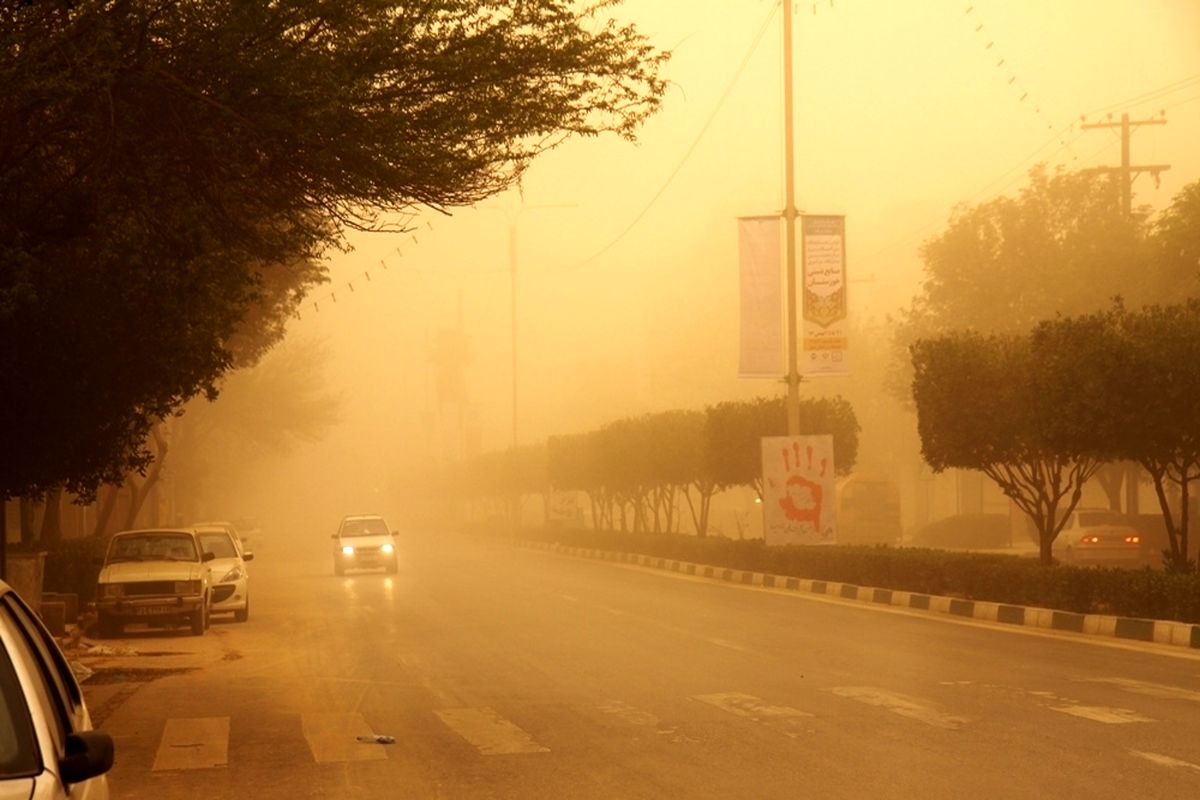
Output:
[{"left": 551, "top": 2, "right": 781, "bottom": 277}]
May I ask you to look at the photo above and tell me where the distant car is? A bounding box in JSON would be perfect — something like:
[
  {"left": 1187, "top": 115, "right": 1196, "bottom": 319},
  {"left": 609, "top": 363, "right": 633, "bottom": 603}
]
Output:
[
  {"left": 195, "top": 527, "right": 253, "bottom": 622},
  {"left": 190, "top": 519, "right": 248, "bottom": 551},
  {"left": 95, "top": 529, "right": 215, "bottom": 637},
  {"left": 0, "top": 579, "right": 114, "bottom": 798},
  {"left": 1054, "top": 508, "right": 1144, "bottom": 566},
  {"left": 332, "top": 515, "right": 398, "bottom": 575}
]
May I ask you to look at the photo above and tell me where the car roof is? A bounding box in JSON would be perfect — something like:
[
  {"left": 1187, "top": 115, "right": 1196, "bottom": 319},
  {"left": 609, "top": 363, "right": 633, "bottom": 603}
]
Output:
[
  {"left": 341, "top": 514, "right": 384, "bottom": 520},
  {"left": 112, "top": 527, "right": 199, "bottom": 536}
]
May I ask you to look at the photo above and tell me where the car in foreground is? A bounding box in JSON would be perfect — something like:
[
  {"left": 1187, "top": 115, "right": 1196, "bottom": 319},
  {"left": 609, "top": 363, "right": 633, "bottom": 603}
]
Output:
[
  {"left": 1054, "top": 508, "right": 1145, "bottom": 566},
  {"left": 95, "top": 528, "right": 215, "bottom": 637},
  {"left": 0, "top": 579, "right": 113, "bottom": 798},
  {"left": 332, "top": 514, "right": 398, "bottom": 575},
  {"left": 196, "top": 526, "right": 254, "bottom": 622}
]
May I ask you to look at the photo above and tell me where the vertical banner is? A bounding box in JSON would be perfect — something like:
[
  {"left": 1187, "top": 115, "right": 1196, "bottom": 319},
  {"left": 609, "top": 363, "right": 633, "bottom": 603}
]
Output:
[
  {"left": 761, "top": 435, "right": 837, "bottom": 545},
  {"left": 737, "top": 216, "right": 784, "bottom": 378},
  {"left": 801, "top": 215, "right": 849, "bottom": 375}
]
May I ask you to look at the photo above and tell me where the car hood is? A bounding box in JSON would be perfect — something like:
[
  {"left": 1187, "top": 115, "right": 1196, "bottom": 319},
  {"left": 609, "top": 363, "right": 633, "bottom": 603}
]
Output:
[
  {"left": 340, "top": 535, "right": 393, "bottom": 548},
  {"left": 99, "top": 561, "right": 207, "bottom": 583}
]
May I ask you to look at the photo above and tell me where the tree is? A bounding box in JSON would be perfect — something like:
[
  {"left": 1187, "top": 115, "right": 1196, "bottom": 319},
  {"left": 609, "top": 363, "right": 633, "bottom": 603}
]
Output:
[
  {"left": 911, "top": 331, "right": 1108, "bottom": 563},
  {"left": 705, "top": 396, "right": 859, "bottom": 499},
  {"left": 1072, "top": 301, "right": 1200, "bottom": 572},
  {"left": 0, "top": 0, "right": 668, "bottom": 501}
]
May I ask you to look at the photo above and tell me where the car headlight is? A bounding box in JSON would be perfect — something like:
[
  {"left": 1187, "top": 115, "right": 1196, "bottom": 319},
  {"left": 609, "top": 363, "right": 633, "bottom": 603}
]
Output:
[
  {"left": 381, "top": 543, "right": 394, "bottom": 554},
  {"left": 99, "top": 583, "right": 124, "bottom": 599},
  {"left": 342, "top": 545, "right": 354, "bottom": 555},
  {"left": 219, "top": 565, "right": 245, "bottom": 583},
  {"left": 174, "top": 580, "right": 202, "bottom": 595}
]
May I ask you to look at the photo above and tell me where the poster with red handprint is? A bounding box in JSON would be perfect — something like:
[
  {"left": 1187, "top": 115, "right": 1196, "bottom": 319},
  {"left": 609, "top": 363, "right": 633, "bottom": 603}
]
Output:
[{"left": 761, "top": 435, "right": 837, "bottom": 546}]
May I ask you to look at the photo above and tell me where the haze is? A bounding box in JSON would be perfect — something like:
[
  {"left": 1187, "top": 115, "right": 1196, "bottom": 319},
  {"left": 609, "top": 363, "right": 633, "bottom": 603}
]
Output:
[{"left": 202, "top": 0, "right": 1200, "bottom": 535}]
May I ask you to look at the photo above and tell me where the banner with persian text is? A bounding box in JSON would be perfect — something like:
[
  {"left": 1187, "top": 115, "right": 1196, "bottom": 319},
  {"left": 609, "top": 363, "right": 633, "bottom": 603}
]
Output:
[
  {"left": 801, "top": 215, "right": 849, "bottom": 376},
  {"left": 737, "top": 216, "right": 784, "bottom": 378}
]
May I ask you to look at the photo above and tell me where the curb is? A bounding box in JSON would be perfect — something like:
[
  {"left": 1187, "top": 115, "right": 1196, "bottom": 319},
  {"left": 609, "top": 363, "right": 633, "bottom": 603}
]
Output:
[{"left": 524, "top": 541, "right": 1200, "bottom": 652}]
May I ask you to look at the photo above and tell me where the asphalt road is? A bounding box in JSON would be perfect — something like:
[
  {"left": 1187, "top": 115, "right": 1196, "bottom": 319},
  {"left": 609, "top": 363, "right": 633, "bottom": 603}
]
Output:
[{"left": 85, "top": 529, "right": 1200, "bottom": 799}]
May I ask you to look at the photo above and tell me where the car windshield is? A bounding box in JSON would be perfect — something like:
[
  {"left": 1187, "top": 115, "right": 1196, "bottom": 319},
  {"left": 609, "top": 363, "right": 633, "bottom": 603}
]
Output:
[
  {"left": 340, "top": 518, "right": 388, "bottom": 537},
  {"left": 1075, "top": 511, "right": 1126, "bottom": 527},
  {"left": 198, "top": 533, "right": 238, "bottom": 559},
  {"left": 0, "top": 632, "right": 38, "bottom": 779},
  {"left": 108, "top": 533, "right": 198, "bottom": 563}
]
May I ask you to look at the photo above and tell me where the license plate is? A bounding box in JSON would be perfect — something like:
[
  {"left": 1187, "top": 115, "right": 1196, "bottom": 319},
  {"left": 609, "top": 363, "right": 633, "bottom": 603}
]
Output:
[{"left": 132, "top": 605, "right": 175, "bottom": 616}]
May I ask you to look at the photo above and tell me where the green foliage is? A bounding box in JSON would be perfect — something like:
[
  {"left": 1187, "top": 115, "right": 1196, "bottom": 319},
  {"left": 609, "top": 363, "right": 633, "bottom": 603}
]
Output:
[
  {"left": 0, "top": 0, "right": 667, "bottom": 501},
  {"left": 704, "top": 396, "right": 859, "bottom": 494},
  {"left": 889, "top": 165, "right": 1166, "bottom": 404},
  {"left": 531, "top": 528, "right": 1200, "bottom": 623}
]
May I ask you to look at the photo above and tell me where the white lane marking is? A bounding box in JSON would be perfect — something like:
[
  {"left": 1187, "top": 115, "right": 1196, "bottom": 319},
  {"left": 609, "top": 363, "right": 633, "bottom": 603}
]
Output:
[
  {"left": 598, "top": 700, "right": 660, "bottom": 727},
  {"left": 830, "top": 687, "right": 966, "bottom": 730},
  {"left": 300, "top": 712, "right": 390, "bottom": 763},
  {"left": 705, "top": 637, "right": 748, "bottom": 652},
  {"left": 435, "top": 708, "right": 549, "bottom": 755},
  {"left": 1085, "top": 677, "right": 1200, "bottom": 703},
  {"left": 152, "top": 717, "right": 230, "bottom": 771},
  {"left": 1131, "top": 750, "right": 1200, "bottom": 773},
  {"left": 693, "top": 692, "right": 813, "bottom": 721},
  {"left": 558, "top": 594, "right": 579, "bottom": 603},
  {"left": 1050, "top": 705, "right": 1153, "bottom": 724}
]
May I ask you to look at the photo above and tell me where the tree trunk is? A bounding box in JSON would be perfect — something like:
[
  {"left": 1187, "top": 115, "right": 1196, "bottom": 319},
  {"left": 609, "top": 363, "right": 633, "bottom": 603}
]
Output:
[
  {"left": 1093, "top": 463, "right": 1124, "bottom": 511},
  {"left": 38, "top": 487, "right": 63, "bottom": 547},
  {"left": 18, "top": 498, "right": 38, "bottom": 547},
  {"left": 1148, "top": 469, "right": 1184, "bottom": 570},
  {"left": 92, "top": 485, "right": 120, "bottom": 537},
  {"left": 123, "top": 421, "right": 169, "bottom": 529}
]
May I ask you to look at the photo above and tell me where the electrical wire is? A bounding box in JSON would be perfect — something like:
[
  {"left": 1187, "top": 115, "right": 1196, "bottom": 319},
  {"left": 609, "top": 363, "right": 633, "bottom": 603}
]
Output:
[{"left": 550, "top": 1, "right": 781, "bottom": 277}]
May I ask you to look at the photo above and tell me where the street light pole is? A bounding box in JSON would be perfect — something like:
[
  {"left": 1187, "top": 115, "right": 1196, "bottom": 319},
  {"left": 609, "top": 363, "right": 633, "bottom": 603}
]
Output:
[{"left": 782, "top": 0, "right": 801, "bottom": 435}]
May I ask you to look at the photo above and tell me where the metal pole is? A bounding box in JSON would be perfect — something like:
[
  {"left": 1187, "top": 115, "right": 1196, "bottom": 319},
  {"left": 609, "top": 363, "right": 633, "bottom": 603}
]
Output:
[
  {"left": 509, "top": 224, "right": 519, "bottom": 536},
  {"left": 782, "top": 0, "right": 801, "bottom": 435}
]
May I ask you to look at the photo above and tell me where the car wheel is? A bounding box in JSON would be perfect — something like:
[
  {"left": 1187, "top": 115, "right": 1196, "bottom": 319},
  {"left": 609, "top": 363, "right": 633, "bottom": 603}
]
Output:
[
  {"left": 190, "top": 601, "right": 207, "bottom": 636},
  {"left": 234, "top": 598, "right": 249, "bottom": 623},
  {"left": 98, "top": 614, "right": 122, "bottom": 639}
]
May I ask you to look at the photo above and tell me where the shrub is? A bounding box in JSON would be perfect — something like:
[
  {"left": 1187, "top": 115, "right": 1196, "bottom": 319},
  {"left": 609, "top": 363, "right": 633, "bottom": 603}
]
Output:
[
  {"left": 41, "top": 536, "right": 107, "bottom": 604},
  {"left": 529, "top": 528, "right": 1200, "bottom": 623}
]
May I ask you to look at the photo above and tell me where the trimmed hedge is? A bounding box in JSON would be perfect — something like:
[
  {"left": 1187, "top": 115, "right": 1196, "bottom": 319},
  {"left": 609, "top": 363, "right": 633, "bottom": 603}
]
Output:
[
  {"left": 527, "top": 528, "right": 1200, "bottom": 624},
  {"left": 41, "top": 537, "right": 107, "bottom": 604}
]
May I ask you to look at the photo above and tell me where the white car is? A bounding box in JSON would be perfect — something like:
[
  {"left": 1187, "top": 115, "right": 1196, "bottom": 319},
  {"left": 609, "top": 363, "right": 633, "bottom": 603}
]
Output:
[
  {"left": 196, "top": 527, "right": 253, "bottom": 622},
  {"left": 1054, "top": 508, "right": 1145, "bottom": 567},
  {"left": 191, "top": 519, "right": 248, "bottom": 551},
  {"left": 0, "top": 579, "right": 113, "bottom": 798},
  {"left": 95, "top": 529, "right": 215, "bottom": 637},
  {"left": 332, "top": 514, "right": 399, "bottom": 575}
]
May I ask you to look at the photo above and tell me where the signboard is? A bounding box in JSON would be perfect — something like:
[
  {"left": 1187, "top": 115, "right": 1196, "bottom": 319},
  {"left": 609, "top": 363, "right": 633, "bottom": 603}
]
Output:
[
  {"left": 801, "top": 215, "right": 848, "bottom": 376},
  {"left": 737, "top": 216, "right": 784, "bottom": 377},
  {"left": 761, "top": 435, "right": 837, "bottom": 545}
]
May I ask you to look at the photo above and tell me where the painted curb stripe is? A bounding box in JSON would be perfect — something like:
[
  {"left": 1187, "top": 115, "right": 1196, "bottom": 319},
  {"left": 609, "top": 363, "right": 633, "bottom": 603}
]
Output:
[{"left": 531, "top": 543, "right": 1200, "bottom": 650}]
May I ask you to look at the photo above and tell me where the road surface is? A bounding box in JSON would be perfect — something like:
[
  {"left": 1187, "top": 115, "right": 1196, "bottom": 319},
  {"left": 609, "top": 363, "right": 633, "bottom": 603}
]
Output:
[{"left": 83, "top": 529, "right": 1200, "bottom": 799}]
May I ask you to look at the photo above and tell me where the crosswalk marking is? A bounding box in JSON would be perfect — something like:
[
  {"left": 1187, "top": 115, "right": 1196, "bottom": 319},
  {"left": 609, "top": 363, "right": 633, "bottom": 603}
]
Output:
[
  {"left": 598, "top": 700, "right": 659, "bottom": 727},
  {"left": 300, "top": 712, "right": 390, "bottom": 763},
  {"left": 434, "top": 708, "right": 549, "bottom": 755},
  {"left": 692, "top": 692, "right": 812, "bottom": 721},
  {"left": 152, "top": 717, "right": 230, "bottom": 771},
  {"left": 1130, "top": 750, "right": 1200, "bottom": 773},
  {"left": 1086, "top": 677, "right": 1200, "bottom": 704},
  {"left": 830, "top": 687, "right": 966, "bottom": 730},
  {"left": 1050, "top": 705, "right": 1152, "bottom": 724}
]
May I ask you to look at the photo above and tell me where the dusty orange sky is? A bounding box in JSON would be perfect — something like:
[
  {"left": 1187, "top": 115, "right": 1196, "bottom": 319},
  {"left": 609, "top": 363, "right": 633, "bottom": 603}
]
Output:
[{"left": 243, "top": 0, "right": 1200, "bottom": 519}]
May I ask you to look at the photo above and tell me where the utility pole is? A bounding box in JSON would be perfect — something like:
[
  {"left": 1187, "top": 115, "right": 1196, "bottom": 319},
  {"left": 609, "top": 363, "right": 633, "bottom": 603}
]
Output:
[
  {"left": 1080, "top": 112, "right": 1169, "bottom": 515},
  {"left": 1080, "top": 112, "right": 1169, "bottom": 216},
  {"left": 781, "top": 0, "right": 801, "bottom": 434}
]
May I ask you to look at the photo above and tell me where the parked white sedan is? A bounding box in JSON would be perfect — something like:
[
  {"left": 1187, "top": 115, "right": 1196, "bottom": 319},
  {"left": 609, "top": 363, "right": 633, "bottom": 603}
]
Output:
[
  {"left": 196, "top": 527, "right": 253, "bottom": 622},
  {"left": 0, "top": 579, "right": 113, "bottom": 798},
  {"left": 95, "top": 529, "right": 215, "bottom": 637}
]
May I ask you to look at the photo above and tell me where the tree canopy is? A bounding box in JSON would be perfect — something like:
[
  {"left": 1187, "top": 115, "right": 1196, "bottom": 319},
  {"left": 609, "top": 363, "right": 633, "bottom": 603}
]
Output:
[{"left": 0, "top": 0, "right": 668, "bottom": 500}]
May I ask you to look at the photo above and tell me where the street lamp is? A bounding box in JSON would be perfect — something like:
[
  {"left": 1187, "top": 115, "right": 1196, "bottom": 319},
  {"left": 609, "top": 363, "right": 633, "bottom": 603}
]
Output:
[{"left": 505, "top": 203, "right": 574, "bottom": 533}]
